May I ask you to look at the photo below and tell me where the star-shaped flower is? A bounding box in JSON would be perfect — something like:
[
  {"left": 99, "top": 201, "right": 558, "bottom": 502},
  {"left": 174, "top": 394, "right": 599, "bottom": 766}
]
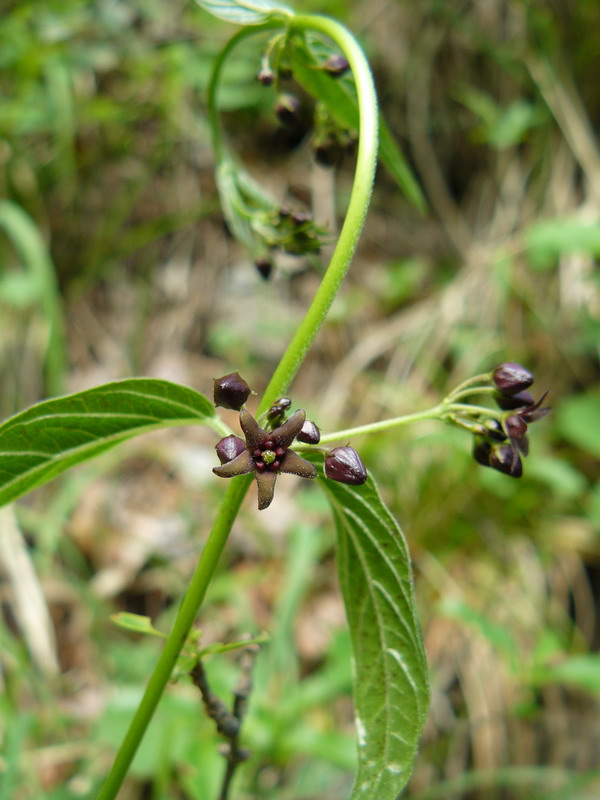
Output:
[{"left": 213, "top": 409, "right": 317, "bottom": 510}]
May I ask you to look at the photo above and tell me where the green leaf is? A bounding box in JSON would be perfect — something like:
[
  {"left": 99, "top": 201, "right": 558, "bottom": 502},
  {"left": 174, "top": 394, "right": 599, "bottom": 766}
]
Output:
[
  {"left": 195, "top": 0, "right": 292, "bottom": 26},
  {"left": 0, "top": 200, "right": 66, "bottom": 393},
  {"left": 0, "top": 378, "right": 225, "bottom": 507},
  {"left": 308, "top": 454, "right": 430, "bottom": 799},
  {"left": 555, "top": 393, "right": 600, "bottom": 459},
  {"left": 525, "top": 218, "right": 600, "bottom": 270},
  {"left": 533, "top": 655, "right": 600, "bottom": 696},
  {"left": 111, "top": 613, "right": 166, "bottom": 638},
  {"left": 289, "top": 38, "right": 426, "bottom": 211}
]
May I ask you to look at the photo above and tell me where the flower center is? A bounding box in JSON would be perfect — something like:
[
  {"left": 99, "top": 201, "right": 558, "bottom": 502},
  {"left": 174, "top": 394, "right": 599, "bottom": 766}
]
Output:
[
  {"left": 262, "top": 450, "right": 277, "bottom": 465},
  {"left": 252, "top": 443, "right": 286, "bottom": 471}
]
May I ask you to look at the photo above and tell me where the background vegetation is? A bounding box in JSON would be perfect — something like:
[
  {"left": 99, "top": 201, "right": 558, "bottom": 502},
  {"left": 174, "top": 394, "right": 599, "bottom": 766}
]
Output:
[{"left": 1, "top": 0, "right": 599, "bottom": 798}]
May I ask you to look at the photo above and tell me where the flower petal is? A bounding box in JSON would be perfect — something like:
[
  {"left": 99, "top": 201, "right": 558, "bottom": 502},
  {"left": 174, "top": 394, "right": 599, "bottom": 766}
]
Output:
[
  {"left": 255, "top": 470, "right": 278, "bottom": 510},
  {"left": 514, "top": 435, "right": 529, "bottom": 456},
  {"left": 213, "top": 450, "right": 253, "bottom": 478},
  {"left": 240, "top": 409, "right": 266, "bottom": 450},
  {"left": 271, "top": 409, "right": 306, "bottom": 448},
  {"left": 279, "top": 449, "right": 318, "bottom": 479}
]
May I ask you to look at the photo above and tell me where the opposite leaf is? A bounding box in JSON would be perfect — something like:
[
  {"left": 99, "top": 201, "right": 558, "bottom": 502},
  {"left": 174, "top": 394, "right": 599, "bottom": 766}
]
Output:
[
  {"left": 309, "top": 455, "right": 430, "bottom": 800},
  {"left": 196, "top": 0, "right": 292, "bottom": 26},
  {"left": 0, "top": 379, "right": 222, "bottom": 507}
]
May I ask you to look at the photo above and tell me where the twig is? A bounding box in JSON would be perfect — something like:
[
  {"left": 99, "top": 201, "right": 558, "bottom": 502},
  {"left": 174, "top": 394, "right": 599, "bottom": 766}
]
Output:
[{"left": 190, "top": 641, "right": 260, "bottom": 800}]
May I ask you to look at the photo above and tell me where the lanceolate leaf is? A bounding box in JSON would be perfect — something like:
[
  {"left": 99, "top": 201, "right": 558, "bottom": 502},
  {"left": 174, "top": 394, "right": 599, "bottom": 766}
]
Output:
[
  {"left": 0, "top": 379, "right": 225, "bottom": 507},
  {"left": 195, "top": 0, "right": 292, "bottom": 26},
  {"left": 308, "top": 455, "right": 430, "bottom": 799}
]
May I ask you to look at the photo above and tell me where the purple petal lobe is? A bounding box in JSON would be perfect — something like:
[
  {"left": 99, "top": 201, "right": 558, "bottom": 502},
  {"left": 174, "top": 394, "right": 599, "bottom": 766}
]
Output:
[
  {"left": 505, "top": 416, "right": 528, "bottom": 439},
  {"left": 240, "top": 409, "right": 266, "bottom": 450},
  {"left": 255, "top": 470, "right": 278, "bottom": 510},
  {"left": 213, "top": 450, "right": 253, "bottom": 478},
  {"left": 271, "top": 409, "right": 306, "bottom": 449},
  {"left": 279, "top": 450, "right": 318, "bottom": 479}
]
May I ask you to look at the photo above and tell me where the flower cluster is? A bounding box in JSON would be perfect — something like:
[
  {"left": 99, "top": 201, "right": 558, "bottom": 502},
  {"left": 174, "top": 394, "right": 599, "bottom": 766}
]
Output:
[
  {"left": 212, "top": 375, "right": 367, "bottom": 510},
  {"left": 471, "top": 362, "right": 550, "bottom": 478}
]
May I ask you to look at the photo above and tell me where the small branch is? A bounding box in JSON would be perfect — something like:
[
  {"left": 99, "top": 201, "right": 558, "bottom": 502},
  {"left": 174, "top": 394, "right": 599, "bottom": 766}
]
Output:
[{"left": 190, "top": 642, "right": 260, "bottom": 800}]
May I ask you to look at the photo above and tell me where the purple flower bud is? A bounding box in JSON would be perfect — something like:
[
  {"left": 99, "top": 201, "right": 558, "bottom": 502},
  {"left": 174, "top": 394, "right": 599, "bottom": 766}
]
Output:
[
  {"left": 297, "top": 420, "right": 320, "bottom": 445},
  {"left": 275, "top": 94, "right": 301, "bottom": 126},
  {"left": 489, "top": 444, "right": 522, "bottom": 478},
  {"left": 322, "top": 54, "right": 350, "bottom": 77},
  {"left": 255, "top": 257, "right": 274, "bottom": 281},
  {"left": 257, "top": 68, "right": 274, "bottom": 86},
  {"left": 325, "top": 446, "right": 367, "bottom": 485},
  {"left": 215, "top": 435, "right": 246, "bottom": 464},
  {"left": 267, "top": 397, "right": 292, "bottom": 422},
  {"left": 496, "top": 389, "right": 535, "bottom": 410},
  {"left": 213, "top": 372, "right": 252, "bottom": 410},
  {"left": 473, "top": 438, "right": 492, "bottom": 467},
  {"left": 492, "top": 362, "right": 534, "bottom": 396}
]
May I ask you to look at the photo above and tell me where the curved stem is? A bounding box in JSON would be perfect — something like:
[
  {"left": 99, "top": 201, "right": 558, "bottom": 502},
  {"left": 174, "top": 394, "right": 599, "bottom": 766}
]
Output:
[
  {"left": 258, "top": 14, "right": 378, "bottom": 413},
  {"left": 98, "top": 16, "right": 378, "bottom": 799},
  {"left": 446, "top": 372, "right": 492, "bottom": 399},
  {"left": 208, "top": 22, "right": 281, "bottom": 162},
  {"left": 448, "top": 385, "right": 498, "bottom": 403}
]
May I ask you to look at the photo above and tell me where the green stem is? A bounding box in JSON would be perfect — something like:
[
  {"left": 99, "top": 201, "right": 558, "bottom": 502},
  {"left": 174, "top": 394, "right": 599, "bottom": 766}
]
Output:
[
  {"left": 97, "top": 474, "right": 252, "bottom": 800},
  {"left": 317, "top": 405, "right": 444, "bottom": 444},
  {"left": 208, "top": 22, "right": 281, "bottom": 163},
  {"left": 446, "top": 372, "right": 492, "bottom": 399},
  {"left": 446, "top": 385, "right": 498, "bottom": 403},
  {"left": 446, "top": 402, "right": 503, "bottom": 419},
  {"left": 257, "top": 14, "right": 378, "bottom": 414},
  {"left": 98, "top": 14, "right": 379, "bottom": 800}
]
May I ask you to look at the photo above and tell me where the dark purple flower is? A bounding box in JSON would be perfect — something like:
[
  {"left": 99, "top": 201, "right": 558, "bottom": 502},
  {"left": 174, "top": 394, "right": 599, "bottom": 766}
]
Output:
[
  {"left": 267, "top": 397, "right": 292, "bottom": 423},
  {"left": 496, "top": 389, "right": 535, "bottom": 411},
  {"left": 213, "top": 409, "right": 317, "bottom": 510},
  {"left": 473, "top": 392, "right": 549, "bottom": 479},
  {"left": 324, "top": 446, "right": 367, "bottom": 485},
  {"left": 492, "top": 362, "right": 534, "bottom": 396},
  {"left": 490, "top": 443, "right": 523, "bottom": 478},
  {"left": 473, "top": 438, "right": 523, "bottom": 478},
  {"left": 297, "top": 420, "right": 320, "bottom": 445},
  {"left": 213, "top": 372, "right": 252, "bottom": 410}
]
